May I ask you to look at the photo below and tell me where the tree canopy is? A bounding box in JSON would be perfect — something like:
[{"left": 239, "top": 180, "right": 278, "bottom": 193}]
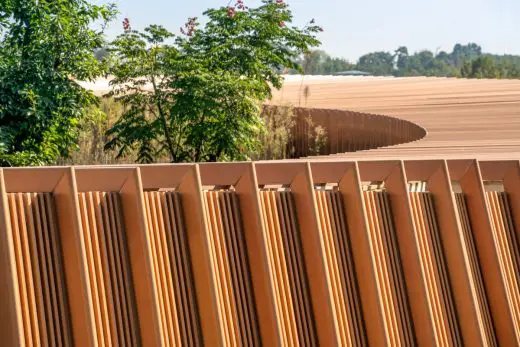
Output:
[
  {"left": 105, "top": 0, "right": 321, "bottom": 163},
  {"left": 296, "top": 43, "right": 520, "bottom": 79},
  {"left": 0, "top": 0, "right": 116, "bottom": 166}
]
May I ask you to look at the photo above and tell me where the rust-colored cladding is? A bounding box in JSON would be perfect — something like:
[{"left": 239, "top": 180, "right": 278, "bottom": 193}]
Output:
[{"left": 0, "top": 160, "right": 518, "bottom": 346}]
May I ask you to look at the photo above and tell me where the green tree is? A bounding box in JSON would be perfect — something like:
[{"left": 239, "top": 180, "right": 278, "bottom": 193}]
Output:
[
  {"left": 105, "top": 0, "right": 321, "bottom": 163},
  {"left": 394, "top": 46, "right": 409, "bottom": 72},
  {"left": 0, "top": 0, "right": 116, "bottom": 166},
  {"left": 301, "top": 50, "right": 328, "bottom": 74},
  {"left": 357, "top": 51, "right": 394, "bottom": 75},
  {"left": 298, "top": 50, "right": 354, "bottom": 75},
  {"left": 450, "top": 43, "right": 482, "bottom": 67},
  {"left": 460, "top": 56, "right": 499, "bottom": 78}
]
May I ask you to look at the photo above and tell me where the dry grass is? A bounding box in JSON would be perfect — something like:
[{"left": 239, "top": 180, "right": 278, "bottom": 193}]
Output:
[
  {"left": 64, "top": 99, "right": 327, "bottom": 165},
  {"left": 62, "top": 98, "right": 136, "bottom": 165}
]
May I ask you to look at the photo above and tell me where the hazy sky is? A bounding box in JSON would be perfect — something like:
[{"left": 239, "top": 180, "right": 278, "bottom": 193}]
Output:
[{"left": 97, "top": 0, "right": 519, "bottom": 61}]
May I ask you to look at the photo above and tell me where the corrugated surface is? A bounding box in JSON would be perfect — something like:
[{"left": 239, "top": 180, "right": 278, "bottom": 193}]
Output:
[
  {"left": 143, "top": 191, "right": 202, "bottom": 347},
  {"left": 409, "top": 192, "right": 461, "bottom": 346},
  {"left": 453, "top": 193, "right": 497, "bottom": 346},
  {"left": 203, "top": 190, "right": 260, "bottom": 347},
  {"left": 314, "top": 189, "right": 366, "bottom": 346},
  {"left": 7, "top": 193, "right": 72, "bottom": 347},
  {"left": 77, "top": 192, "right": 140, "bottom": 346},
  {"left": 259, "top": 190, "right": 317, "bottom": 346},
  {"left": 0, "top": 159, "right": 518, "bottom": 347},
  {"left": 364, "top": 191, "right": 415, "bottom": 346},
  {"left": 485, "top": 191, "right": 520, "bottom": 337}
]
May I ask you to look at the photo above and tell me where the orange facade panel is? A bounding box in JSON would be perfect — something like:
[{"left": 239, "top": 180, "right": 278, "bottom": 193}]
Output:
[
  {"left": 0, "top": 159, "right": 518, "bottom": 347},
  {"left": 7, "top": 193, "right": 72, "bottom": 347}
]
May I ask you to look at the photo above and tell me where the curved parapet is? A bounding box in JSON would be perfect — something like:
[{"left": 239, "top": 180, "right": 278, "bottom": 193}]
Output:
[{"left": 264, "top": 105, "right": 427, "bottom": 158}]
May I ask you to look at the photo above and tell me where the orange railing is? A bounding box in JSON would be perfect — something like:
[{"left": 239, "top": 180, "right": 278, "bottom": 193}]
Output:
[{"left": 0, "top": 160, "right": 518, "bottom": 346}]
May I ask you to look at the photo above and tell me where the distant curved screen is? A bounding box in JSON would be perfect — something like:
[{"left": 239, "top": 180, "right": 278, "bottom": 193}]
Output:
[{"left": 263, "top": 105, "right": 427, "bottom": 158}]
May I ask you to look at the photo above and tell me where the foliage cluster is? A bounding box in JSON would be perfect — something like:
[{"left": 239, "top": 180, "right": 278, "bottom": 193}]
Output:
[
  {"left": 299, "top": 43, "right": 520, "bottom": 79},
  {"left": 461, "top": 55, "right": 520, "bottom": 79},
  {"left": 63, "top": 99, "right": 327, "bottom": 165},
  {"left": 0, "top": 0, "right": 116, "bottom": 166},
  {"left": 104, "top": 0, "right": 321, "bottom": 163},
  {"left": 0, "top": 0, "right": 321, "bottom": 166}
]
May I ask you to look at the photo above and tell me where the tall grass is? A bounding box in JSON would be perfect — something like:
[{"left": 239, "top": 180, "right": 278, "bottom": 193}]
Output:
[
  {"left": 61, "top": 98, "right": 136, "bottom": 165},
  {"left": 64, "top": 99, "right": 327, "bottom": 165}
]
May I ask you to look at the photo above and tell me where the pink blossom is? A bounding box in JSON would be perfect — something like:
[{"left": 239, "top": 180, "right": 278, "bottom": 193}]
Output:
[
  {"left": 181, "top": 17, "right": 197, "bottom": 37},
  {"left": 236, "top": 0, "right": 246, "bottom": 10},
  {"left": 123, "top": 18, "right": 131, "bottom": 32}
]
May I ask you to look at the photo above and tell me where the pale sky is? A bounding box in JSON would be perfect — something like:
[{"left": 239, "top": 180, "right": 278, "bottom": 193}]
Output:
[{"left": 96, "top": 0, "right": 520, "bottom": 62}]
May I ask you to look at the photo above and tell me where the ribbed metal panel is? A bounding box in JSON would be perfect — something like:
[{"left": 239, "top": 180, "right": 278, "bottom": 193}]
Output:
[
  {"left": 409, "top": 192, "right": 461, "bottom": 346},
  {"left": 453, "top": 193, "right": 497, "bottom": 346},
  {"left": 364, "top": 191, "right": 415, "bottom": 346},
  {"left": 143, "top": 191, "right": 202, "bottom": 347},
  {"left": 259, "top": 190, "right": 317, "bottom": 346},
  {"left": 314, "top": 189, "right": 366, "bottom": 346},
  {"left": 0, "top": 159, "right": 517, "bottom": 347},
  {"left": 203, "top": 190, "right": 260, "bottom": 347},
  {"left": 77, "top": 192, "right": 140, "bottom": 346},
  {"left": 7, "top": 193, "right": 72, "bottom": 347},
  {"left": 485, "top": 191, "right": 520, "bottom": 336}
]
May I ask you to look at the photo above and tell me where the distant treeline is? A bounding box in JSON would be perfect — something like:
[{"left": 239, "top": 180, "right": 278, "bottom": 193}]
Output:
[{"left": 295, "top": 43, "right": 520, "bottom": 79}]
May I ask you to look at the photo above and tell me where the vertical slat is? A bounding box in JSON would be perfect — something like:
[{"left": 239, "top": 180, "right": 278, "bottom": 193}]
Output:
[
  {"left": 230, "top": 192, "right": 261, "bottom": 346},
  {"left": 290, "top": 163, "right": 338, "bottom": 346},
  {"left": 259, "top": 190, "right": 292, "bottom": 346},
  {"left": 159, "top": 192, "right": 184, "bottom": 347},
  {"left": 85, "top": 191, "right": 112, "bottom": 346},
  {"left": 45, "top": 193, "right": 73, "bottom": 347},
  {"left": 149, "top": 191, "right": 181, "bottom": 346},
  {"left": 428, "top": 161, "right": 496, "bottom": 347},
  {"left": 26, "top": 193, "right": 53, "bottom": 347},
  {"left": 376, "top": 162, "right": 417, "bottom": 346},
  {"left": 204, "top": 190, "right": 235, "bottom": 346},
  {"left": 261, "top": 189, "right": 299, "bottom": 345},
  {"left": 457, "top": 160, "right": 520, "bottom": 345},
  {"left": 313, "top": 188, "right": 368, "bottom": 346},
  {"left": 119, "top": 168, "right": 162, "bottom": 347},
  {"left": 108, "top": 193, "right": 134, "bottom": 346},
  {"left": 503, "top": 161, "right": 520, "bottom": 242},
  {"left": 330, "top": 190, "right": 367, "bottom": 346},
  {"left": 95, "top": 191, "right": 120, "bottom": 347},
  {"left": 338, "top": 163, "right": 386, "bottom": 347},
  {"left": 408, "top": 191, "right": 462, "bottom": 346},
  {"left": 144, "top": 192, "right": 169, "bottom": 345},
  {"left": 78, "top": 189, "right": 143, "bottom": 347},
  {"left": 113, "top": 192, "right": 142, "bottom": 347},
  {"left": 15, "top": 192, "right": 43, "bottom": 346},
  {"left": 282, "top": 190, "right": 316, "bottom": 346},
  {"left": 10, "top": 193, "right": 34, "bottom": 347},
  {"left": 178, "top": 165, "right": 223, "bottom": 345},
  {"left": 202, "top": 190, "right": 260, "bottom": 347},
  {"left": 54, "top": 168, "right": 97, "bottom": 347},
  {"left": 36, "top": 194, "right": 62, "bottom": 347},
  {"left": 170, "top": 192, "right": 203, "bottom": 346},
  {"left": 0, "top": 169, "right": 24, "bottom": 347},
  {"left": 485, "top": 191, "right": 520, "bottom": 337},
  {"left": 455, "top": 193, "right": 497, "bottom": 346},
  {"left": 236, "top": 163, "right": 281, "bottom": 346}
]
